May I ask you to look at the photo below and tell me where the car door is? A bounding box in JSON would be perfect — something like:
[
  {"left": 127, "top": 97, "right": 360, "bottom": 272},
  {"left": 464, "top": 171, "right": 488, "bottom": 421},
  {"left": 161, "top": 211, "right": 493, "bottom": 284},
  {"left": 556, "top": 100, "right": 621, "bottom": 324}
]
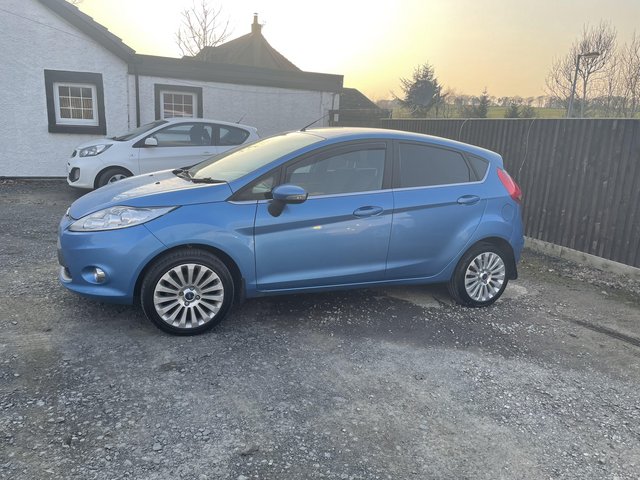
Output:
[
  {"left": 386, "top": 141, "right": 488, "bottom": 279},
  {"left": 137, "top": 122, "right": 217, "bottom": 173},
  {"left": 253, "top": 142, "right": 393, "bottom": 291}
]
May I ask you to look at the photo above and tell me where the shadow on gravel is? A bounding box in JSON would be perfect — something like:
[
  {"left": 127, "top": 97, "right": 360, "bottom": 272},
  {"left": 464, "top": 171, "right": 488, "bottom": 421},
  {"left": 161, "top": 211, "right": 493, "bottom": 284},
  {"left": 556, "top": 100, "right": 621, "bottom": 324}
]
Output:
[{"left": 230, "top": 285, "right": 526, "bottom": 358}]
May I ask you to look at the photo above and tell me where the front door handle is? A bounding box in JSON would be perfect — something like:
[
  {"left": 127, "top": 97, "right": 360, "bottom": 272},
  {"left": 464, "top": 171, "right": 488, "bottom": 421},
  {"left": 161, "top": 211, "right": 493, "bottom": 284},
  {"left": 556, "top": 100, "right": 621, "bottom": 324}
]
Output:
[
  {"left": 457, "top": 195, "right": 480, "bottom": 205},
  {"left": 353, "top": 206, "right": 384, "bottom": 217}
]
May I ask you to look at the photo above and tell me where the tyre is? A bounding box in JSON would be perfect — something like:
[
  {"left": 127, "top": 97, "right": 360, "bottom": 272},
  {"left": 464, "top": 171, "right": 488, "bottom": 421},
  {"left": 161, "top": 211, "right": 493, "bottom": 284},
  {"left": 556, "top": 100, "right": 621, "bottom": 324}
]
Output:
[
  {"left": 140, "top": 248, "right": 234, "bottom": 335},
  {"left": 448, "top": 242, "right": 510, "bottom": 307},
  {"left": 96, "top": 167, "right": 131, "bottom": 188}
]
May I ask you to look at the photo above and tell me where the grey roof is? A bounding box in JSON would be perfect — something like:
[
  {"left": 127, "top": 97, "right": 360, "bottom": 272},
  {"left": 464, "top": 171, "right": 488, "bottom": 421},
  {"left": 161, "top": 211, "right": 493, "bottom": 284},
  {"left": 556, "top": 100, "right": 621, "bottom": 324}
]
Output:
[
  {"left": 339, "top": 88, "right": 381, "bottom": 110},
  {"left": 36, "top": 0, "right": 135, "bottom": 61},
  {"left": 193, "top": 15, "right": 300, "bottom": 72},
  {"left": 131, "top": 54, "right": 342, "bottom": 92}
]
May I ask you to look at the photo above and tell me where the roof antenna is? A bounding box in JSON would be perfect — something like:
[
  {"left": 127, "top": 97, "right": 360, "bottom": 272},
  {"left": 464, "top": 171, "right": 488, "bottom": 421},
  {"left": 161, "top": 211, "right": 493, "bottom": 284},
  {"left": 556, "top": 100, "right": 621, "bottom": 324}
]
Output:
[
  {"left": 236, "top": 113, "right": 247, "bottom": 124},
  {"left": 300, "top": 112, "right": 330, "bottom": 132}
]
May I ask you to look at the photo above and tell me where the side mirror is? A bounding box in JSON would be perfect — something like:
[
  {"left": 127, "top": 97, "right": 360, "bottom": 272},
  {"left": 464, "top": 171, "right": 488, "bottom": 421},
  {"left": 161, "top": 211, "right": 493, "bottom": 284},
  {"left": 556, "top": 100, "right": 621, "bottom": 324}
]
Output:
[
  {"left": 268, "top": 184, "right": 308, "bottom": 217},
  {"left": 144, "top": 137, "right": 158, "bottom": 147}
]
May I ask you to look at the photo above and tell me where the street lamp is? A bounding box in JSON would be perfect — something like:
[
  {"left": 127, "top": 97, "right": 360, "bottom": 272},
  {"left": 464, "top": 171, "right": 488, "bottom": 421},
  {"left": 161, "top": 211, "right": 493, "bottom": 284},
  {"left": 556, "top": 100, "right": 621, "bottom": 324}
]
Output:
[{"left": 567, "top": 51, "right": 600, "bottom": 118}]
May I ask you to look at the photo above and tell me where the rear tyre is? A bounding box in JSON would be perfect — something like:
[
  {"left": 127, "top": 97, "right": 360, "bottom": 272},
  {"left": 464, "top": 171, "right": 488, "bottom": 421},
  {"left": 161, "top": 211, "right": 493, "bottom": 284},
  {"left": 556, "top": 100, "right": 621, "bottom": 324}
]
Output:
[
  {"left": 140, "top": 249, "right": 234, "bottom": 335},
  {"left": 448, "top": 242, "right": 509, "bottom": 307},
  {"left": 96, "top": 167, "right": 131, "bottom": 188}
]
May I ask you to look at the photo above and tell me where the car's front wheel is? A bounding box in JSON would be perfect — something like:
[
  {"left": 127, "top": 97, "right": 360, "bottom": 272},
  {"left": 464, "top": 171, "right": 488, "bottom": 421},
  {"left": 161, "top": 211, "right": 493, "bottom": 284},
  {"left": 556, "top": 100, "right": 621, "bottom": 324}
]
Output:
[
  {"left": 140, "top": 249, "right": 234, "bottom": 335},
  {"left": 96, "top": 167, "right": 131, "bottom": 188},
  {"left": 448, "top": 242, "right": 510, "bottom": 307}
]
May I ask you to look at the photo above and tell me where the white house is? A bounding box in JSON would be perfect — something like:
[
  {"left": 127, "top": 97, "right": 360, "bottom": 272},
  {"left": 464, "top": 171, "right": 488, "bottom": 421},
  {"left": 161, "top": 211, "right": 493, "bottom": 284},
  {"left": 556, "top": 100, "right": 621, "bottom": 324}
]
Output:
[{"left": 0, "top": 0, "right": 343, "bottom": 177}]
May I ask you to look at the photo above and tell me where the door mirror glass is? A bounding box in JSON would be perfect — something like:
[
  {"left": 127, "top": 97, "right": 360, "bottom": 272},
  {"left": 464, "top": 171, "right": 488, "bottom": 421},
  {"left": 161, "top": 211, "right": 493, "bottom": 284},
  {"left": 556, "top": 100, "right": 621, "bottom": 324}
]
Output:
[{"left": 144, "top": 137, "right": 158, "bottom": 147}]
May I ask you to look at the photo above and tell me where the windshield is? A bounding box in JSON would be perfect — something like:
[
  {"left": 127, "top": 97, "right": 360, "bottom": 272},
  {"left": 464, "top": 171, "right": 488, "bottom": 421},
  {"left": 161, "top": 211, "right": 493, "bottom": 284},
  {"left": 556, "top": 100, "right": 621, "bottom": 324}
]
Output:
[
  {"left": 110, "top": 120, "right": 167, "bottom": 141},
  {"left": 188, "top": 132, "right": 322, "bottom": 182}
]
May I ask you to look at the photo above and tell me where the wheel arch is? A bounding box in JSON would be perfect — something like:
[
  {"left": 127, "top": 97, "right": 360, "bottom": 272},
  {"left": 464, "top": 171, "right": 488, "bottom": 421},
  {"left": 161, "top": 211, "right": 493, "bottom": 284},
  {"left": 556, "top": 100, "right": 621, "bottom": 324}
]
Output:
[
  {"left": 133, "top": 243, "right": 244, "bottom": 303},
  {"left": 94, "top": 166, "right": 134, "bottom": 189}
]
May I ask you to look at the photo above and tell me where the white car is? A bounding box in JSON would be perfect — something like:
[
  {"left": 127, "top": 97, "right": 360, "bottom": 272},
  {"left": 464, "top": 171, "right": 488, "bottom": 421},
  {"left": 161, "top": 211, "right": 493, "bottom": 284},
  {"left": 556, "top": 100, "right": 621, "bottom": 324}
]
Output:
[{"left": 67, "top": 118, "right": 259, "bottom": 189}]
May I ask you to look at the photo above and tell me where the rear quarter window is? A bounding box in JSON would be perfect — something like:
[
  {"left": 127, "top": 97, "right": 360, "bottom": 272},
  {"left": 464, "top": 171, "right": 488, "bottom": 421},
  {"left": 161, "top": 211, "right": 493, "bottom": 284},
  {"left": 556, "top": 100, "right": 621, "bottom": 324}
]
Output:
[
  {"left": 397, "top": 143, "right": 471, "bottom": 188},
  {"left": 467, "top": 154, "right": 490, "bottom": 180}
]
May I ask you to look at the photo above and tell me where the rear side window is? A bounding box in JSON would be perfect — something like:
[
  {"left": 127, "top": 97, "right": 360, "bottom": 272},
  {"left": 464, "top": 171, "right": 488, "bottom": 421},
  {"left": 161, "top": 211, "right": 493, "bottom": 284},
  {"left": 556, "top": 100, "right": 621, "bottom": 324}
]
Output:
[
  {"left": 397, "top": 143, "right": 471, "bottom": 188},
  {"left": 217, "top": 125, "right": 249, "bottom": 146}
]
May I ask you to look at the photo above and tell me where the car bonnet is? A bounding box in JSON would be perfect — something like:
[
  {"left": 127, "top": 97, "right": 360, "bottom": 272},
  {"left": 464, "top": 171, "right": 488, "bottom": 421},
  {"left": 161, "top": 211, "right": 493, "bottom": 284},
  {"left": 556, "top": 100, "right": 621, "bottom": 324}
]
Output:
[{"left": 68, "top": 170, "right": 232, "bottom": 219}]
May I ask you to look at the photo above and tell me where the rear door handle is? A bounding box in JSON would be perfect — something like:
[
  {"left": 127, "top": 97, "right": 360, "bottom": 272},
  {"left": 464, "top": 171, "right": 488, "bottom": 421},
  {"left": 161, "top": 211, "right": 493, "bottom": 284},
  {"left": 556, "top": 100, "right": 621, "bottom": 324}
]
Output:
[
  {"left": 353, "top": 206, "right": 384, "bottom": 217},
  {"left": 457, "top": 195, "right": 480, "bottom": 205}
]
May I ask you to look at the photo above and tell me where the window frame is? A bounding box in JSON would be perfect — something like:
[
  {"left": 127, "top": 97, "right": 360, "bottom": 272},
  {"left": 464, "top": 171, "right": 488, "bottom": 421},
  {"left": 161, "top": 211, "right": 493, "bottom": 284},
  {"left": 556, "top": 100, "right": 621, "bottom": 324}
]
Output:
[
  {"left": 154, "top": 84, "right": 203, "bottom": 120},
  {"left": 44, "top": 70, "right": 106, "bottom": 134},
  {"left": 53, "top": 82, "right": 98, "bottom": 126},
  {"left": 392, "top": 140, "right": 485, "bottom": 190}
]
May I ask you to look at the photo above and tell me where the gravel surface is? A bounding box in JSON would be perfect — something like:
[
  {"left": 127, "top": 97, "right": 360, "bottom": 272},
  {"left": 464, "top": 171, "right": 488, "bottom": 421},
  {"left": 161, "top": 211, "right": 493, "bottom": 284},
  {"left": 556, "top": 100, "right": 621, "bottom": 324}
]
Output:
[{"left": 1, "top": 179, "right": 639, "bottom": 480}]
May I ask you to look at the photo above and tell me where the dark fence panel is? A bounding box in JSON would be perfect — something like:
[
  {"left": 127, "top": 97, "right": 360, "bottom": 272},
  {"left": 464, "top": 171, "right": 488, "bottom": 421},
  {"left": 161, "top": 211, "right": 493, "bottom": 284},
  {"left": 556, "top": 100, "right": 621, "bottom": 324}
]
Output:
[{"left": 335, "top": 118, "right": 640, "bottom": 268}]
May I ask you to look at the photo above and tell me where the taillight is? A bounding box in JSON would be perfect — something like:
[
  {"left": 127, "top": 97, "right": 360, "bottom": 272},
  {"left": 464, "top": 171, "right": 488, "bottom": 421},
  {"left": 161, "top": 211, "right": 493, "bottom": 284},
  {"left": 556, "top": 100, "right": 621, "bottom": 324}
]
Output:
[{"left": 497, "top": 168, "right": 522, "bottom": 203}]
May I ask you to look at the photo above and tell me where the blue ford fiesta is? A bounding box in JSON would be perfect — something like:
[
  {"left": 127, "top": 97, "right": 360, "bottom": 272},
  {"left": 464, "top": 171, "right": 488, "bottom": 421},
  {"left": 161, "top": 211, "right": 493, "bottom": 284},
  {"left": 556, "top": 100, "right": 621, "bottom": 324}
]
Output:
[{"left": 58, "top": 128, "right": 524, "bottom": 335}]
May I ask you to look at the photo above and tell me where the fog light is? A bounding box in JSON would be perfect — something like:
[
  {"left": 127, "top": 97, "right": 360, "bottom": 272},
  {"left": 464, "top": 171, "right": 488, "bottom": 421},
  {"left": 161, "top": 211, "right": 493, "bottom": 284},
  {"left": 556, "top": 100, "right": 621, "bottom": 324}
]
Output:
[{"left": 93, "top": 268, "right": 106, "bottom": 283}]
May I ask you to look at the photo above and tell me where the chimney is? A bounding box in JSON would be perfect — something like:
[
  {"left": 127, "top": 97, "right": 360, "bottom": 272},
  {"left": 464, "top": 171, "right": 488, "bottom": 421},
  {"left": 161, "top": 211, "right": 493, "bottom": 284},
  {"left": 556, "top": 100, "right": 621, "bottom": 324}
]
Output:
[{"left": 251, "top": 13, "right": 262, "bottom": 34}]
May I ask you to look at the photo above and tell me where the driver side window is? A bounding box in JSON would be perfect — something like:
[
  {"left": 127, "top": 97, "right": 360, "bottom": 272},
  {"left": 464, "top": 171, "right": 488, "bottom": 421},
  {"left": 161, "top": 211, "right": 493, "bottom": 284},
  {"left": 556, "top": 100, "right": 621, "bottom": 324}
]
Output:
[{"left": 284, "top": 147, "right": 386, "bottom": 196}]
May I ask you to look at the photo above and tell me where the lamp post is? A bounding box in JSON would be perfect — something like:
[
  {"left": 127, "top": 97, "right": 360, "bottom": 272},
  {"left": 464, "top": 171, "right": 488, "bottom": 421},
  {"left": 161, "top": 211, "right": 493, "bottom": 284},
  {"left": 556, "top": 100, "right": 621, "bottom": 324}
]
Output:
[{"left": 567, "top": 51, "right": 600, "bottom": 118}]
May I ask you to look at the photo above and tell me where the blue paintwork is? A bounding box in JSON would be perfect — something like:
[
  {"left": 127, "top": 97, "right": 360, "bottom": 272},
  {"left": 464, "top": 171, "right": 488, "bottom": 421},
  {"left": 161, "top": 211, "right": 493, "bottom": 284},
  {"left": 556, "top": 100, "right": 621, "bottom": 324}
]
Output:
[{"left": 58, "top": 127, "right": 524, "bottom": 304}]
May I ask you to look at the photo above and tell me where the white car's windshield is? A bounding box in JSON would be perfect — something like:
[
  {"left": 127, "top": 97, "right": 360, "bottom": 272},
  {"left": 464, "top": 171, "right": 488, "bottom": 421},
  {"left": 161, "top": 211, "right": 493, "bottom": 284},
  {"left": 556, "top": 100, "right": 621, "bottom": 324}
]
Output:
[
  {"left": 110, "top": 120, "right": 167, "bottom": 141},
  {"left": 188, "top": 132, "right": 322, "bottom": 182}
]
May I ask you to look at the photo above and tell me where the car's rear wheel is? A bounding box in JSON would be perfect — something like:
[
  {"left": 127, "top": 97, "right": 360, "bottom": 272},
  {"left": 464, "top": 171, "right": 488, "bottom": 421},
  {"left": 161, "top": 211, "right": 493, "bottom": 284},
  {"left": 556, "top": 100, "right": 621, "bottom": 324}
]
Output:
[
  {"left": 448, "top": 242, "right": 509, "bottom": 307},
  {"left": 140, "top": 249, "right": 234, "bottom": 335},
  {"left": 96, "top": 167, "right": 131, "bottom": 188}
]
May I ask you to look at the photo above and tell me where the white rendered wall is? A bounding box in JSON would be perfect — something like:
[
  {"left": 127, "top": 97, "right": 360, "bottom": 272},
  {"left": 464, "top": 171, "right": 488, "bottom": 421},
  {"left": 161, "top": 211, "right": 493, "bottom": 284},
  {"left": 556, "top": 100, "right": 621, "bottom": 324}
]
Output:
[
  {"left": 135, "top": 76, "right": 338, "bottom": 137},
  {"left": 0, "top": 0, "right": 130, "bottom": 177}
]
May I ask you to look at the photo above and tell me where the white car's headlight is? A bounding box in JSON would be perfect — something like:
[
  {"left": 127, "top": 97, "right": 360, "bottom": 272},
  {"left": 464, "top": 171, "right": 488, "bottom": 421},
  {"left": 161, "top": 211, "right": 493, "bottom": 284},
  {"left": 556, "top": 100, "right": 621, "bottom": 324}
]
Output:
[
  {"left": 79, "top": 144, "right": 112, "bottom": 157},
  {"left": 69, "top": 206, "right": 175, "bottom": 232}
]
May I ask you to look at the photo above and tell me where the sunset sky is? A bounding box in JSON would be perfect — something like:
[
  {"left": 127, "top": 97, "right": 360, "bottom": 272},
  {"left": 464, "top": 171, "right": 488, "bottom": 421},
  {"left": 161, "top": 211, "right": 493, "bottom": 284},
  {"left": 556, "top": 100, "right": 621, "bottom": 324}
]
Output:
[{"left": 77, "top": 0, "right": 640, "bottom": 100}]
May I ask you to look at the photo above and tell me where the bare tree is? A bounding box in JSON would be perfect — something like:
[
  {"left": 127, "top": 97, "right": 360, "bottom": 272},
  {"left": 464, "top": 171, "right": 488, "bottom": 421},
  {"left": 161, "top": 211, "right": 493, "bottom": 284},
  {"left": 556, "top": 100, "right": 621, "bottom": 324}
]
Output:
[
  {"left": 546, "top": 21, "right": 617, "bottom": 117},
  {"left": 176, "top": 1, "right": 231, "bottom": 58},
  {"left": 618, "top": 32, "right": 640, "bottom": 117}
]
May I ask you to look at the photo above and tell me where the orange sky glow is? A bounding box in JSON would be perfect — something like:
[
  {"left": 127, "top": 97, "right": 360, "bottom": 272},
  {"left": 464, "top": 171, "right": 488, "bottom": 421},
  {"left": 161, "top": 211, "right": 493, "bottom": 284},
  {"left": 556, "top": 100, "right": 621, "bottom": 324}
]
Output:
[{"left": 77, "top": 0, "right": 640, "bottom": 100}]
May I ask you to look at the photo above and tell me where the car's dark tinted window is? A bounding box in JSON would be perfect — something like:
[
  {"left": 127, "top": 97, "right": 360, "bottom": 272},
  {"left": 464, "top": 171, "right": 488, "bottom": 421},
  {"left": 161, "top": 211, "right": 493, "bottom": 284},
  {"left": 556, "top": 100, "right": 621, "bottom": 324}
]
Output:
[
  {"left": 397, "top": 143, "right": 471, "bottom": 188},
  {"left": 218, "top": 125, "right": 249, "bottom": 146},
  {"left": 467, "top": 154, "right": 489, "bottom": 180},
  {"left": 285, "top": 148, "right": 385, "bottom": 196}
]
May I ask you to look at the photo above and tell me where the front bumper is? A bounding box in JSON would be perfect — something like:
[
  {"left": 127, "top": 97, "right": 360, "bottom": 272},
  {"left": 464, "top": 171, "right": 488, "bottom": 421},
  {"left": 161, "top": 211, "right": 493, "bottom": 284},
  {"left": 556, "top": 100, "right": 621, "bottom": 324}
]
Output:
[
  {"left": 66, "top": 158, "right": 99, "bottom": 189},
  {"left": 57, "top": 217, "right": 167, "bottom": 304}
]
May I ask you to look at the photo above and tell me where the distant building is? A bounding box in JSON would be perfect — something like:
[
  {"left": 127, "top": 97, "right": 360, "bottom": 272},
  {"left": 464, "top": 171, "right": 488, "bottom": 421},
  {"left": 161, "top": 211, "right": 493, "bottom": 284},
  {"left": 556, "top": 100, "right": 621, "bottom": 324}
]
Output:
[
  {"left": 331, "top": 88, "right": 390, "bottom": 126},
  {"left": 0, "top": 2, "right": 343, "bottom": 177}
]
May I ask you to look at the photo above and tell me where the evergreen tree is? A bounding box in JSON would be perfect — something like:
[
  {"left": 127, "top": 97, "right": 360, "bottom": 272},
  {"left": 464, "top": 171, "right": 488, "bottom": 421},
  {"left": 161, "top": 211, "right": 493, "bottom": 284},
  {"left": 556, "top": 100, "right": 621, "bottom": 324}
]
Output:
[
  {"left": 504, "top": 104, "right": 520, "bottom": 118},
  {"left": 397, "top": 63, "right": 446, "bottom": 117}
]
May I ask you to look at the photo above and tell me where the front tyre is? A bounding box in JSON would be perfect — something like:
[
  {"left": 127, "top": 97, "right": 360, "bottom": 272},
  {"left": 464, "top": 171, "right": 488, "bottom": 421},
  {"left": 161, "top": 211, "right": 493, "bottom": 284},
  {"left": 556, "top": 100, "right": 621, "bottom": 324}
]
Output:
[
  {"left": 448, "top": 242, "right": 509, "bottom": 307},
  {"left": 141, "top": 249, "right": 234, "bottom": 335},
  {"left": 96, "top": 167, "right": 131, "bottom": 188}
]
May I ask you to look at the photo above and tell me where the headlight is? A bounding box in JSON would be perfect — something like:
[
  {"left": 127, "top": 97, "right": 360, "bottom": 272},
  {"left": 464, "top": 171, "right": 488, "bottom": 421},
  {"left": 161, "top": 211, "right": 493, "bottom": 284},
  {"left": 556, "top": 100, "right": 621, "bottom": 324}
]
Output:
[
  {"left": 69, "top": 206, "right": 175, "bottom": 232},
  {"left": 78, "top": 144, "right": 112, "bottom": 157}
]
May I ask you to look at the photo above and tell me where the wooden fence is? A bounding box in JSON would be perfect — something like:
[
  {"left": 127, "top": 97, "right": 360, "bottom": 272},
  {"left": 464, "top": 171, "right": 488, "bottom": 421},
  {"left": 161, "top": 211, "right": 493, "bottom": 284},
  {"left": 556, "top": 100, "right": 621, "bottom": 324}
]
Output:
[{"left": 334, "top": 118, "right": 640, "bottom": 268}]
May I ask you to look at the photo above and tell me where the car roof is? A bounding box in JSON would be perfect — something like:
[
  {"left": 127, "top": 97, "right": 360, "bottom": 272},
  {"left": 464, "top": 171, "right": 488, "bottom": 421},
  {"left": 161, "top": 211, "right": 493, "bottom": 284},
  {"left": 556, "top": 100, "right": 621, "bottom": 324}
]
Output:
[
  {"left": 304, "top": 127, "right": 501, "bottom": 161},
  {"left": 163, "top": 117, "right": 257, "bottom": 132}
]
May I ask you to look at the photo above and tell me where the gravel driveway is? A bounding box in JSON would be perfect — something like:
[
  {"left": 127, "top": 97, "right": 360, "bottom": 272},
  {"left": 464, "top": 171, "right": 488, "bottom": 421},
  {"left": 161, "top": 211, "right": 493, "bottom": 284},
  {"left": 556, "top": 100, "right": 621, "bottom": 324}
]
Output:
[{"left": 1, "top": 180, "right": 639, "bottom": 480}]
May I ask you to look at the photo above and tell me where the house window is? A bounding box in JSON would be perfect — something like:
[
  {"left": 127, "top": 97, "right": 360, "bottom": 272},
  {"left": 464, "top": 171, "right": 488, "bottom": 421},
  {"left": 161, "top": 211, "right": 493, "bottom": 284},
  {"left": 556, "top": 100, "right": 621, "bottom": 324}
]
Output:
[
  {"left": 54, "top": 83, "right": 98, "bottom": 125},
  {"left": 154, "top": 84, "right": 203, "bottom": 120},
  {"left": 44, "top": 70, "right": 106, "bottom": 134}
]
